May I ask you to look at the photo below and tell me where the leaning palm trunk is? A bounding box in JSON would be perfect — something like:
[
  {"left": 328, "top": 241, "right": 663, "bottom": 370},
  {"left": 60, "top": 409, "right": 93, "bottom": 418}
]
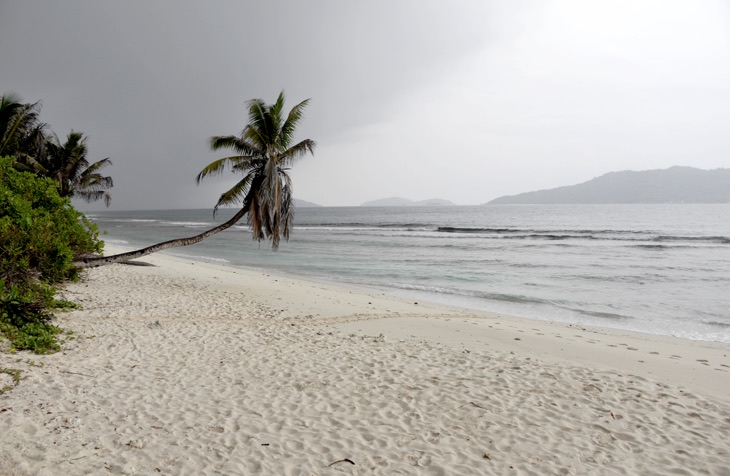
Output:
[
  {"left": 73, "top": 206, "right": 248, "bottom": 268},
  {"left": 74, "top": 91, "right": 315, "bottom": 269}
]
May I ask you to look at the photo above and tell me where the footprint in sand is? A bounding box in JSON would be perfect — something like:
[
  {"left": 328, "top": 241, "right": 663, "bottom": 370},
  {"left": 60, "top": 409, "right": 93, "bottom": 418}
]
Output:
[
  {"left": 405, "top": 451, "right": 431, "bottom": 467},
  {"left": 424, "top": 430, "right": 441, "bottom": 443}
]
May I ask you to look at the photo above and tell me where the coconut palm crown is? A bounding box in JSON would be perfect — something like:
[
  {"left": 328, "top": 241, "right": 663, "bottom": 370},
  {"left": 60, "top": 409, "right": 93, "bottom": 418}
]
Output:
[
  {"left": 44, "top": 131, "right": 113, "bottom": 206},
  {"left": 196, "top": 91, "right": 316, "bottom": 249},
  {"left": 0, "top": 92, "right": 47, "bottom": 170}
]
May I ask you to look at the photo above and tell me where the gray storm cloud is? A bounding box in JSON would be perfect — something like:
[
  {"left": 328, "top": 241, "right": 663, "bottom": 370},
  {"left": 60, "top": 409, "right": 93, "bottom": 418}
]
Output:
[{"left": 1, "top": 0, "right": 728, "bottom": 209}]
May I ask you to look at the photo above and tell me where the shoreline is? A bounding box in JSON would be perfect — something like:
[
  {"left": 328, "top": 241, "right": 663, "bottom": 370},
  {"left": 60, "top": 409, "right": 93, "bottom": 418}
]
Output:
[
  {"left": 115, "top": 241, "right": 730, "bottom": 346},
  {"left": 115, "top": 245, "right": 730, "bottom": 400},
  {"left": 1, "top": 245, "right": 728, "bottom": 474}
]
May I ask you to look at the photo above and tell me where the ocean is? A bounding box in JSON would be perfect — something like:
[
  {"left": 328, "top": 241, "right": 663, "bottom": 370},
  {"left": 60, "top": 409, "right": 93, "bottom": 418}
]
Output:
[{"left": 86, "top": 204, "right": 730, "bottom": 343}]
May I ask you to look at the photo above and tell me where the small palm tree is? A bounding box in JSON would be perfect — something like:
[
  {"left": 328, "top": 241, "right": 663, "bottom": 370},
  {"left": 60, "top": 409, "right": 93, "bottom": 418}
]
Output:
[
  {"left": 44, "top": 131, "right": 113, "bottom": 206},
  {"left": 75, "top": 91, "right": 316, "bottom": 268}
]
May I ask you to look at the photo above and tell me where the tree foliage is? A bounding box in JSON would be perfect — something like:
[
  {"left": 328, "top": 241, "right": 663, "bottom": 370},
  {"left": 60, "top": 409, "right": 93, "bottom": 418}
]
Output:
[
  {"left": 0, "top": 93, "right": 47, "bottom": 171},
  {"left": 44, "top": 131, "right": 113, "bottom": 205},
  {"left": 198, "top": 91, "right": 316, "bottom": 249},
  {"left": 0, "top": 92, "right": 113, "bottom": 206},
  {"left": 0, "top": 156, "right": 102, "bottom": 353},
  {"left": 75, "top": 91, "right": 315, "bottom": 268}
]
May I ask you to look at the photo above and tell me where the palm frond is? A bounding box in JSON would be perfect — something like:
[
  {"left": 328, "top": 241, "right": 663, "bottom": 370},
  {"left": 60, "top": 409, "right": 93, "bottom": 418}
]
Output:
[
  {"left": 82, "top": 157, "right": 112, "bottom": 174},
  {"left": 57, "top": 132, "right": 91, "bottom": 189},
  {"left": 76, "top": 190, "right": 112, "bottom": 206},
  {"left": 19, "top": 122, "right": 49, "bottom": 168},
  {"left": 231, "top": 157, "right": 265, "bottom": 173},
  {"left": 268, "top": 91, "right": 286, "bottom": 144},
  {"left": 78, "top": 172, "right": 113, "bottom": 191},
  {"left": 246, "top": 99, "right": 270, "bottom": 147},
  {"left": 13, "top": 154, "right": 47, "bottom": 174},
  {"left": 213, "top": 171, "right": 257, "bottom": 211},
  {"left": 196, "top": 156, "right": 245, "bottom": 183},
  {"left": 209, "top": 135, "right": 262, "bottom": 156},
  {"left": 0, "top": 94, "right": 25, "bottom": 148},
  {"left": 0, "top": 98, "right": 46, "bottom": 160},
  {"left": 280, "top": 98, "right": 310, "bottom": 148},
  {"left": 0, "top": 92, "right": 23, "bottom": 109},
  {"left": 279, "top": 139, "right": 317, "bottom": 168},
  {"left": 242, "top": 124, "right": 267, "bottom": 151}
]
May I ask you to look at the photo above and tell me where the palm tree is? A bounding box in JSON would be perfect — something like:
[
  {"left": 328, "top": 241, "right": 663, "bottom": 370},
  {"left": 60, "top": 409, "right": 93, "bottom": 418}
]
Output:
[
  {"left": 1, "top": 94, "right": 112, "bottom": 201},
  {"left": 44, "top": 131, "right": 113, "bottom": 206},
  {"left": 0, "top": 92, "right": 47, "bottom": 170},
  {"left": 198, "top": 91, "right": 316, "bottom": 249},
  {"left": 74, "top": 91, "right": 316, "bottom": 268}
]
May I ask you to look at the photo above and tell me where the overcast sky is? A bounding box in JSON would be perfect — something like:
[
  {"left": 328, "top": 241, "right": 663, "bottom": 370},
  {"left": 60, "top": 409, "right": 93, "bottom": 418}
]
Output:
[{"left": 1, "top": 1, "right": 729, "bottom": 210}]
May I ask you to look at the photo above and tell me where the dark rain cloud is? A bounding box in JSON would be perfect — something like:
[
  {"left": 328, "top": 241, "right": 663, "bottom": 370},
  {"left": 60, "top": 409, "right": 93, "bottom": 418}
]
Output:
[{"left": 2, "top": 1, "right": 728, "bottom": 209}]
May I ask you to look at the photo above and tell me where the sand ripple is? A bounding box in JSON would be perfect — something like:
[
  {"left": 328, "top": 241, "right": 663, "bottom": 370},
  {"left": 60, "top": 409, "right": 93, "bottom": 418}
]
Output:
[{"left": 1, "top": 259, "right": 728, "bottom": 475}]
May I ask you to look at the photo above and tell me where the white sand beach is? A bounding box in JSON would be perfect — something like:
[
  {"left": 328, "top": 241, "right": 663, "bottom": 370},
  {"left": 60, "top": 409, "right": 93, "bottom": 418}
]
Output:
[{"left": 1, "top": 246, "right": 728, "bottom": 475}]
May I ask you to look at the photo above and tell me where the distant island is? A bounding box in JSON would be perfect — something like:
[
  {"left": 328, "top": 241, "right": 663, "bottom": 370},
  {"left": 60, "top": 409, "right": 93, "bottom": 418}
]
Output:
[
  {"left": 361, "top": 197, "right": 456, "bottom": 207},
  {"left": 488, "top": 167, "right": 730, "bottom": 204},
  {"left": 293, "top": 199, "right": 322, "bottom": 208}
]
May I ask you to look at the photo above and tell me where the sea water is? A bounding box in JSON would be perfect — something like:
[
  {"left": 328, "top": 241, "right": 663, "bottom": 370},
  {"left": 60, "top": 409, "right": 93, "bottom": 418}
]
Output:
[{"left": 86, "top": 204, "right": 730, "bottom": 343}]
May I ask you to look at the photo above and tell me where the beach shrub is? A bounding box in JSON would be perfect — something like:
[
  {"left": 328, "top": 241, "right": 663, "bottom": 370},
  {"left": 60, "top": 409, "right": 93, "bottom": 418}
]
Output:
[{"left": 0, "top": 156, "right": 102, "bottom": 353}]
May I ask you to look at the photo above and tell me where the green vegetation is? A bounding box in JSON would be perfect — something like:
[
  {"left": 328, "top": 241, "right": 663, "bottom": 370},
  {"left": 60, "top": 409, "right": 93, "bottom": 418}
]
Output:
[
  {"left": 0, "top": 92, "right": 113, "bottom": 206},
  {"left": 0, "top": 89, "right": 314, "bottom": 361},
  {"left": 44, "top": 131, "right": 113, "bottom": 205},
  {"left": 0, "top": 93, "right": 46, "bottom": 169},
  {"left": 0, "top": 156, "right": 102, "bottom": 353},
  {"left": 1, "top": 90, "right": 110, "bottom": 354},
  {"left": 0, "top": 367, "right": 22, "bottom": 394}
]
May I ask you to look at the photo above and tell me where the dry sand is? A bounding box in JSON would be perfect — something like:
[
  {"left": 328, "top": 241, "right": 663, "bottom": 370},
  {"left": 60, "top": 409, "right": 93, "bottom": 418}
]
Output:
[{"left": 1, "top": 246, "right": 728, "bottom": 475}]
